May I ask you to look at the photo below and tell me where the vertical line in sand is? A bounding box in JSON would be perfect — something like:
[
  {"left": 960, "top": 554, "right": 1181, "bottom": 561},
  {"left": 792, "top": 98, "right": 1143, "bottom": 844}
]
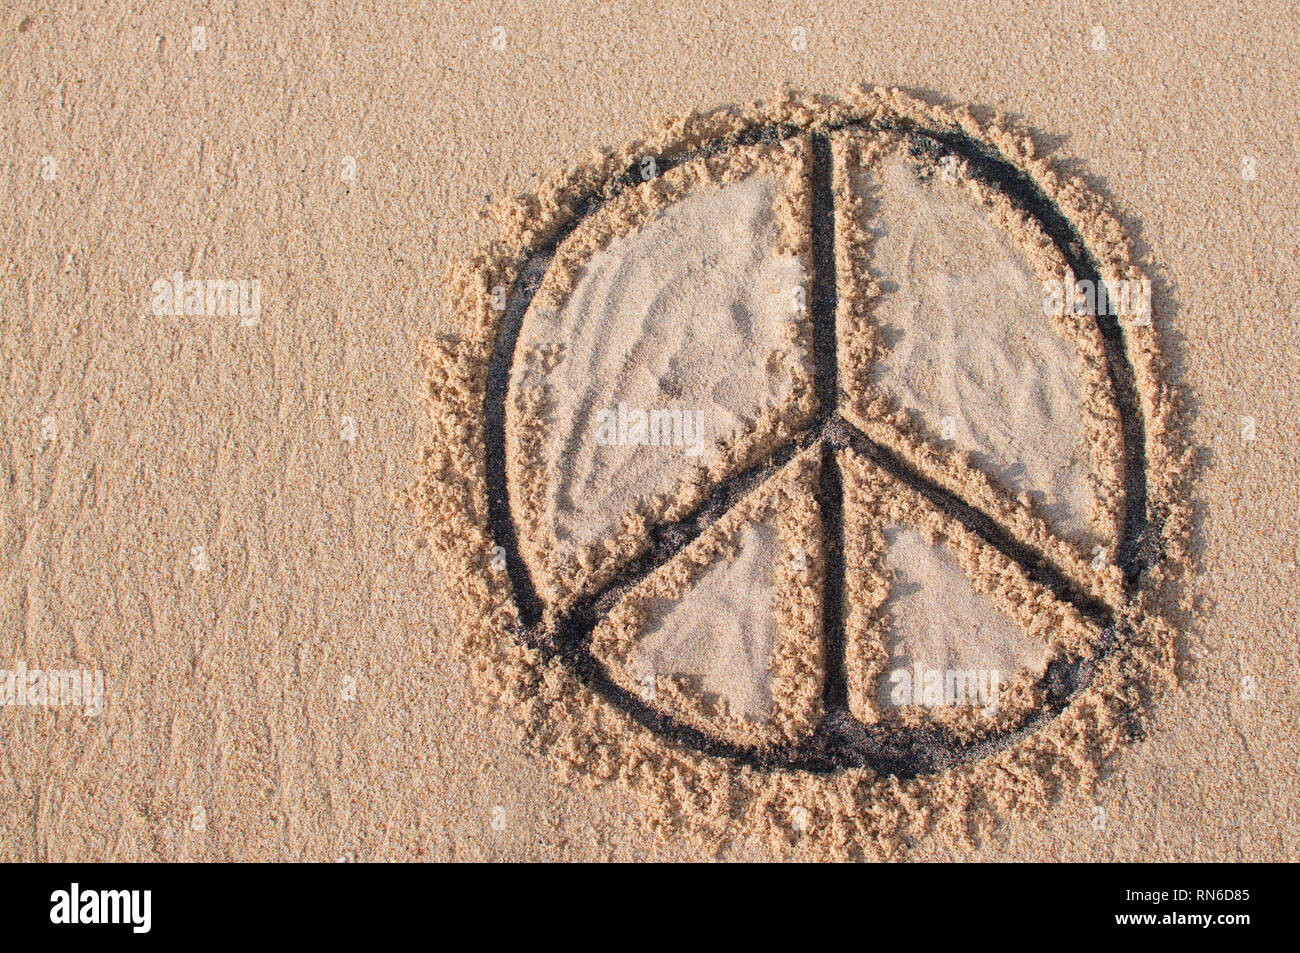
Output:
[{"left": 809, "top": 132, "right": 849, "bottom": 711}]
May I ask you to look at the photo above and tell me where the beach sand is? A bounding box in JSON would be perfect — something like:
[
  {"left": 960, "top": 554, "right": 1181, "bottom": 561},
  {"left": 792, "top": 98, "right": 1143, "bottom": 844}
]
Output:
[{"left": 1, "top": 1, "right": 1296, "bottom": 860}]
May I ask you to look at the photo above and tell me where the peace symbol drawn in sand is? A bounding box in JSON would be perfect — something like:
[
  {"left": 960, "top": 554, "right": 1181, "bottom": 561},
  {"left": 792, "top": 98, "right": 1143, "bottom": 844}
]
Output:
[{"left": 417, "top": 90, "right": 1187, "bottom": 848}]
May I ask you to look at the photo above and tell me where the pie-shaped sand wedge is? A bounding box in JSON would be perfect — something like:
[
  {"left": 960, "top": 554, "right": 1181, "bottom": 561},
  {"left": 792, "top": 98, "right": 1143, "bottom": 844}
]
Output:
[{"left": 415, "top": 89, "right": 1190, "bottom": 856}]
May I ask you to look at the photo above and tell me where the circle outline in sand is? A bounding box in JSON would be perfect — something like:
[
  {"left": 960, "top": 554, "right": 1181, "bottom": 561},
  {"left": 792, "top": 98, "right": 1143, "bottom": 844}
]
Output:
[
  {"left": 416, "top": 88, "right": 1189, "bottom": 850},
  {"left": 485, "top": 120, "right": 1146, "bottom": 778}
]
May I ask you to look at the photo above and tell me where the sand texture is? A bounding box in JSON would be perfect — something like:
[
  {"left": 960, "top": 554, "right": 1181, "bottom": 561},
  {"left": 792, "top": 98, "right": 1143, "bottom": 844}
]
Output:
[
  {"left": 875, "top": 527, "right": 1049, "bottom": 712},
  {"left": 591, "top": 450, "right": 825, "bottom": 747},
  {"left": 839, "top": 448, "right": 1090, "bottom": 737},
  {"left": 633, "top": 521, "right": 784, "bottom": 723},
  {"left": 833, "top": 129, "right": 1126, "bottom": 604},
  {"left": 416, "top": 86, "right": 1186, "bottom": 858},
  {"left": 1, "top": 2, "right": 1295, "bottom": 862},
  {"left": 855, "top": 148, "right": 1109, "bottom": 548},
  {"left": 507, "top": 146, "right": 812, "bottom": 606}
]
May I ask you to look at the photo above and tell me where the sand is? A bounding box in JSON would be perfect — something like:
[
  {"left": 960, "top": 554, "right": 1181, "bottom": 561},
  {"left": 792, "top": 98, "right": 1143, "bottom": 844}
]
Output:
[
  {"left": 591, "top": 450, "right": 824, "bottom": 747},
  {"left": 873, "top": 526, "right": 1048, "bottom": 713},
  {"left": 507, "top": 150, "right": 812, "bottom": 605},
  {"left": 839, "top": 447, "right": 1093, "bottom": 736},
  {"left": 833, "top": 128, "right": 1127, "bottom": 605},
  {"left": 856, "top": 148, "right": 1106, "bottom": 548},
  {"left": 634, "top": 521, "right": 783, "bottom": 724},
  {"left": 2, "top": 1, "right": 1296, "bottom": 862},
  {"left": 418, "top": 87, "right": 1186, "bottom": 857}
]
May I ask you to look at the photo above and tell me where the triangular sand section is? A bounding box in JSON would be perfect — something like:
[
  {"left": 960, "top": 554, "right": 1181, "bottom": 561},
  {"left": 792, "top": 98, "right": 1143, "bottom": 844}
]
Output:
[
  {"left": 838, "top": 448, "right": 1098, "bottom": 734},
  {"left": 832, "top": 130, "right": 1124, "bottom": 599},
  {"left": 591, "top": 450, "right": 825, "bottom": 748},
  {"left": 507, "top": 141, "right": 815, "bottom": 607},
  {"left": 876, "top": 526, "right": 1046, "bottom": 711},
  {"left": 637, "top": 520, "right": 782, "bottom": 722}
]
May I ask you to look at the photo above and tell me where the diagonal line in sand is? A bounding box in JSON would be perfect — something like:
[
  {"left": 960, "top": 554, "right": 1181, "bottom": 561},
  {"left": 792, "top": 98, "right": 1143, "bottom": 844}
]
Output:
[{"left": 827, "top": 418, "right": 1114, "bottom": 627}]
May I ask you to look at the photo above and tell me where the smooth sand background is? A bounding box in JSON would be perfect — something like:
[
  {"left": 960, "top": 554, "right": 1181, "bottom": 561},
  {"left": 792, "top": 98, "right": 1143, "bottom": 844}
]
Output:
[{"left": 2, "top": 1, "right": 1296, "bottom": 860}]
